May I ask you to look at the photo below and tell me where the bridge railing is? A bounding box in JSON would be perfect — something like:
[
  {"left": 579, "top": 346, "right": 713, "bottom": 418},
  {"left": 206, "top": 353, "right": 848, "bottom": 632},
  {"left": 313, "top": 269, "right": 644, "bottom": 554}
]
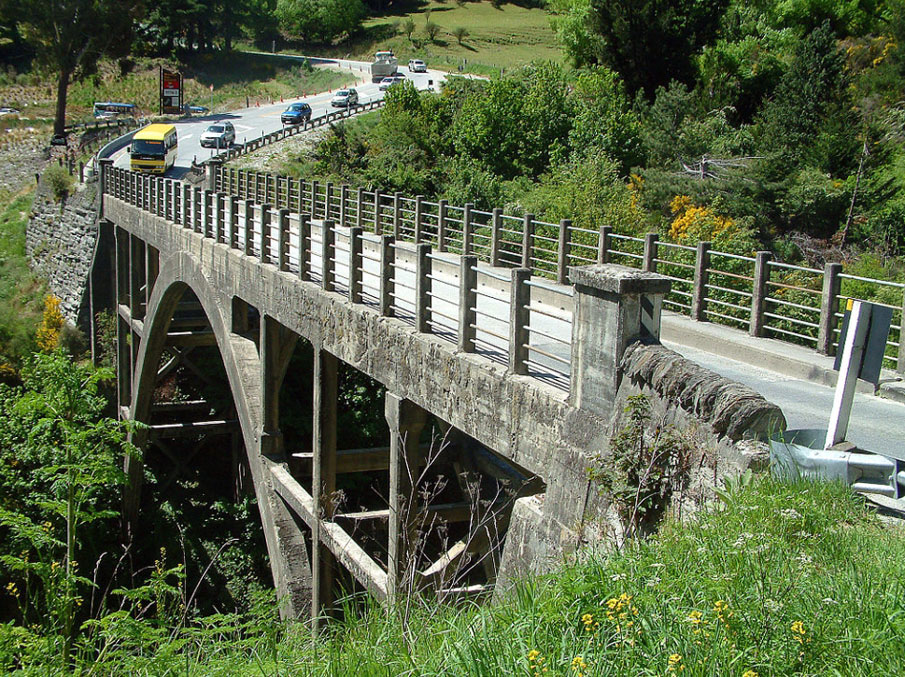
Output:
[
  {"left": 104, "top": 166, "right": 575, "bottom": 390},
  {"left": 212, "top": 165, "right": 905, "bottom": 374}
]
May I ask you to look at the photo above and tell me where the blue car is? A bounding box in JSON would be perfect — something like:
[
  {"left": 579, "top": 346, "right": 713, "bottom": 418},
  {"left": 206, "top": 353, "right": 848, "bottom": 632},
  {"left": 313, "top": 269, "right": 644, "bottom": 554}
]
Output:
[{"left": 281, "top": 102, "right": 312, "bottom": 125}]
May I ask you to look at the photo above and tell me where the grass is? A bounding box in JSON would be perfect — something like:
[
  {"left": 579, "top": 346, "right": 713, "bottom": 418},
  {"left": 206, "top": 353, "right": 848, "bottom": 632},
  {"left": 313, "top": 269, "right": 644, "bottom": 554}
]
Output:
[
  {"left": 68, "top": 476, "right": 905, "bottom": 674},
  {"left": 0, "top": 53, "right": 356, "bottom": 125},
  {"left": 0, "top": 188, "right": 44, "bottom": 374},
  {"left": 313, "top": 1, "right": 563, "bottom": 75}
]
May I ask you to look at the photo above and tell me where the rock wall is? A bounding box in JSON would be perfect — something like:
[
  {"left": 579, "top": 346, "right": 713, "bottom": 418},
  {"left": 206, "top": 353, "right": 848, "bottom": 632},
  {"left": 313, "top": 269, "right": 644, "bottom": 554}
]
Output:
[{"left": 26, "top": 177, "right": 100, "bottom": 327}]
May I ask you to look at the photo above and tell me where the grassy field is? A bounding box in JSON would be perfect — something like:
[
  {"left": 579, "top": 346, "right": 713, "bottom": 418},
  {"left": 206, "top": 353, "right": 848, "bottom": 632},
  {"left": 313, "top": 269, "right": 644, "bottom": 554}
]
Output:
[
  {"left": 324, "top": 1, "right": 563, "bottom": 74},
  {"left": 0, "top": 53, "right": 356, "bottom": 125}
]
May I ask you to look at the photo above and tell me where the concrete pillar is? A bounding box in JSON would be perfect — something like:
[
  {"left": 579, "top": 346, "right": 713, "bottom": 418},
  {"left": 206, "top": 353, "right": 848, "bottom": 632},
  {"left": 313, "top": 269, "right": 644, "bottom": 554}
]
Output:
[
  {"left": 311, "top": 348, "right": 338, "bottom": 624},
  {"left": 568, "top": 264, "right": 670, "bottom": 418},
  {"left": 385, "top": 392, "right": 428, "bottom": 604},
  {"left": 181, "top": 184, "right": 191, "bottom": 229},
  {"left": 207, "top": 160, "right": 220, "bottom": 192},
  {"left": 215, "top": 193, "right": 225, "bottom": 242},
  {"left": 192, "top": 187, "right": 202, "bottom": 234},
  {"left": 414, "top": 195, "right": 424, "bottom": 242},
  {"left": 243, "top": 200, "right": 254, "bottom": 257},
  {"left": 357, "top": 187, "right": 364, "bottom": 229},
  {"left": 509, "top": 268, "right": 531, "bottom": 375},
  {"left": 393, "top": 192, "right": 401, "bottom": 239},
  {"left": 260, "top": 316, "right": 297, "bottom": 459},
  {"left": 325, "top": 182, "right": 334, "bottom": 221},
  {"left": 228, "top": 195, "right": 239, "bottom": 249},
  {"left": 98, "top": 159, "right": 113, "bottom": 217},
  {"left": 277, "top": 209, "right": 289, "bottom": 272},
  {"left": 340, "top": 184, "right": 348, "bottom": 227},
  {"left": 458, "top": 255, "right": 478, "bottom": 352},
  {"left": 311, "top": 180, "right": 319, "bottom": 219},
  {"left": 818, "top": 262, "right": 842, "bottom": 355}
]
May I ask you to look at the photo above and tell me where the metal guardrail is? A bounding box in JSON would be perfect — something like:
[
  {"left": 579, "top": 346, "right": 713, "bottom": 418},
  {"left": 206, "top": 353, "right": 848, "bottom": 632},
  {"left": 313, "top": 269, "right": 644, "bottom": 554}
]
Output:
[
  {"left": 213, "top": 166, "right": 905, "bottom": 374},
  {"left": 204, "top": 99, "right": 386, "bottom": 165}
]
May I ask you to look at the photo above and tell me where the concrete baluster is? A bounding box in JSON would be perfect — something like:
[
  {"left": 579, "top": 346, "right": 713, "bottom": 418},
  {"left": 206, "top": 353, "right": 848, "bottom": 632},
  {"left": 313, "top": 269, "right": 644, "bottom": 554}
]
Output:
[
  {"left": 311, "top": 180, "right": 319, "bottom": 220},
  {"left": 244, "top": 200, "right": 254, "bottom": 256},
  {"left": 322, "top": 219, "right": 335, "bottom": 291},
  {"left": 228, "top": 195, "right": 239, "bottom": 249},
  {"left": 691, "top": 241, "right": 711, "bottom": 321},
  {"left": 192, "top": 187, "right": 202, "bottom": 234},
  {"left": 348, "top": 226, "right": 362, "bottom": 303},
  {"left": 509, "top": 268, "right": 531, "bottom": 375},
  {"left": 818, "top": 262, "right": 842, "bottom": 355},
  {"left": 182, "top": 184, "right": 191, "bottom": 228},
  {"left": 215, "top": 193, "right": 225, "bottom": 242},
  {"left": 750, "top": 251, "right": 771, "bottom": 337},
  {"left": 643, "top": 233, "right": 659, "bottom": 272},
  {"left": 521, "top": 213, "right": 535, "bottom": 270},
  {"left": 202, "top": 190, "right": 213, "bottom": 238},
  {"left": 557, "top": 219, "right": 571, "bottom": 285},
  {"left": 325, "top": 182, "right": 334, "bottom": 222},
  {"left": 414, "top": 195, "right": 424, "bottom": 243},
  {"left": 415, "top": 244, "right": 432, "bottom": 333},
  {"left": 356, "top": 187, "right": 364, "bottom": 229},
  {"left": 379, "top": 236, "right": 394, "bottom": 317},
  {"left": 340, "top": 184, "right": 348, "bottom": 227},
  {"left": 458, "top": 255, "right": 478, "bottom": 353}
]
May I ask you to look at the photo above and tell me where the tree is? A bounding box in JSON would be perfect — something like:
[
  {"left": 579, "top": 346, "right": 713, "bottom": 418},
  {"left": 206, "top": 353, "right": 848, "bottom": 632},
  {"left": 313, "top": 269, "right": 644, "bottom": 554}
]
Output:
[
  {"left": 552, "top": 0, "right": 729, "bottom": 97},
  {"left": 452, "top": 26, "right": 469, "bottom": 45},
  {"left": 10, "top": 0, "right": 140, "bottom": 135},
  {"left": 276, "top": 0, "right": 366, "bottom": 43}
]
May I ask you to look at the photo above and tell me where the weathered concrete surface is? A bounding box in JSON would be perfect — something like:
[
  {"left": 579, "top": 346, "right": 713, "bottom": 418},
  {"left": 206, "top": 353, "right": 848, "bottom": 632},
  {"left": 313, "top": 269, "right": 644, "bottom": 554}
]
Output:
[
  {"left": 106, "top": 194, "right": 788, "bottom": 606},
  {"left": 27, "top": 179, "right": 100, "bottom": 325}
]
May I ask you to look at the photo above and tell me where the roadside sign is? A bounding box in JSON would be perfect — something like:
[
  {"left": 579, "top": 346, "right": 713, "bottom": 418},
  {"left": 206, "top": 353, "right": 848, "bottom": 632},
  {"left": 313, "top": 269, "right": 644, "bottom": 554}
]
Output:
[
  {"left": 160, "top": 67, "right": 183, "bottom": 115},
  {"left": 833, "top": 299, "right": 893, "bottom": 385}
]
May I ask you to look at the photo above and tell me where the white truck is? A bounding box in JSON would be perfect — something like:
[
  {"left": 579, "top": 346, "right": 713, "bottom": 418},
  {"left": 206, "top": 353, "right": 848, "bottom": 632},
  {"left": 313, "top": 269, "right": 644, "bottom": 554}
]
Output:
[{"left": 371, "top": 51, "right": 398, "bottom": 83}]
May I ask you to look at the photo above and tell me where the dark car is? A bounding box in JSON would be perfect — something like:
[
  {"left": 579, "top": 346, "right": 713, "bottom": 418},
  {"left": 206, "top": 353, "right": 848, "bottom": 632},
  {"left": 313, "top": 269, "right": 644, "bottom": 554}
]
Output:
[{"left": 281, "top": 102, "right": 312, "bottom": 125}]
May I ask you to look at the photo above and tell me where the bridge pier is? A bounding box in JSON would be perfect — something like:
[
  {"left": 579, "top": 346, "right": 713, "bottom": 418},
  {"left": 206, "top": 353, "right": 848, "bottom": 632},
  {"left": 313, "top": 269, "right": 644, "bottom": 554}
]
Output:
[
  {"left": 311, "top": 347, "right": 338, "bottom": 624},
  {"left": 384, "top": 392, "right": 428, "bottom": 605}
]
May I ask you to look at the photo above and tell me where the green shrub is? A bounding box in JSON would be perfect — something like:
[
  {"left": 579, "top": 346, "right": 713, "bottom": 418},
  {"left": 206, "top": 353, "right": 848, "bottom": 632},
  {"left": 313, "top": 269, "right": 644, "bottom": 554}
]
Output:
[{"left": 42, "top": 165, "right": 74, "bottom": 202}]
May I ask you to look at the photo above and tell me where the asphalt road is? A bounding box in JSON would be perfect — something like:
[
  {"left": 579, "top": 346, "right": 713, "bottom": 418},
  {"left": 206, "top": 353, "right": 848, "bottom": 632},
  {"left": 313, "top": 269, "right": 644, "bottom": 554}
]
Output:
[{"left": 112, "top": 58, "right": 446, "bottom": 176}]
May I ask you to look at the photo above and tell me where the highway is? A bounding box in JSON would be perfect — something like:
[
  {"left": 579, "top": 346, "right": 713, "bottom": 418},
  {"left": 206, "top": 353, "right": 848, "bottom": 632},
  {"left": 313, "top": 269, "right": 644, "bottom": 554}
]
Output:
[{"left": 112, "top": 57, "right": 445, "bottom": 177}]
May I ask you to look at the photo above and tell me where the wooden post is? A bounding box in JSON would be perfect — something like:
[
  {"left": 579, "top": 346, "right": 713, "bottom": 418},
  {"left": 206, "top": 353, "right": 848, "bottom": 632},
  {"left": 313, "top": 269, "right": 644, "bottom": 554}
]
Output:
[
  {"left": 509, "top": 268, "right": 531, "bottom": 375},
  {"left": 818, "top": 262, "right": 843, "bottom": 356},
  {"left": 691, "top": 241, "right": 711, "bottom": 321},
  {"left": 380, "top": 236, "right": 394, "bottom": 317},
  {"left": 490, "top": 208, "right": 502, "bottom": 267},
  {"left": 750, "top": 251, "right": 771, "bottom": 338},
  {"left": 415, "top": 243, "right": 432, "bottom": 333},
  {"left": 598, "top": 225, "right": 612, "bottom": 264},
  {"left": 322, "top": 219, "right": 335, "bottom": 291},
  {"left": 348, "top": 226, "right": 362, "bottom": 303},
  {"left": 463, "top": 203, "right": 474, "bottom": 256},
  {"left": 557, "top": 219, "right": 571, "bottom": 285},
  {"left": 298, "top": 213, "right": 311, "bottom": 281},
  {"left": 458, "top": 255, "right": 478, "bottom": 352},
  {"left": 643, "top": 232, "right": 659, "bottom": 272},
  {"left": 521, "top": 213, "right": 534, "bottom": 270}
]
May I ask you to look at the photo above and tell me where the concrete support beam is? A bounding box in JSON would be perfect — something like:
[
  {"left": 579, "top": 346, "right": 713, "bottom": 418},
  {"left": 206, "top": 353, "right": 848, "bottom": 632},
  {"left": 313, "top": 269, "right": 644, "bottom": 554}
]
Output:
[
  {"left": 385, "top": 392, "right": 428, "bottom": 605},
  {"left": 260, "top": 316, "right": 298, "bottom": 459}
]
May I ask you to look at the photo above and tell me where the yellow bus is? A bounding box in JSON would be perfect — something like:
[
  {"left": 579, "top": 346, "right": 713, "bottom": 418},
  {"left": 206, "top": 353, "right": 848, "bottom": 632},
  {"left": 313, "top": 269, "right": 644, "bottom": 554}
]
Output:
[{"left": 130, "top": 123, "right": 178, "bottom": 174}]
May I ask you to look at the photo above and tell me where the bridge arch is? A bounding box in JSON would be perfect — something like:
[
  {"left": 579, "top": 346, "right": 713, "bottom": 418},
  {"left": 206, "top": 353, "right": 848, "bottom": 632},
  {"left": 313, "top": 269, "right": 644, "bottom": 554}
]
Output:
[{"left": 124, "top": 249, "right": 313, "bottom": 618}]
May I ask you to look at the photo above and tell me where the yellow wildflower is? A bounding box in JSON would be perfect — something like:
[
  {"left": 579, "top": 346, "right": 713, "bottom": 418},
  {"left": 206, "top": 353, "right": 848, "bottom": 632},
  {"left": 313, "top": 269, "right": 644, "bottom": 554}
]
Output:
[
  {"left": 667, "top": 653, "right": 685, "bottom": 672},
  {"left": 790, "top": 620, "right": 806, "bottom": 644},
  {"left": 742, "top": 671, "right": 759, "bottom": 677}
]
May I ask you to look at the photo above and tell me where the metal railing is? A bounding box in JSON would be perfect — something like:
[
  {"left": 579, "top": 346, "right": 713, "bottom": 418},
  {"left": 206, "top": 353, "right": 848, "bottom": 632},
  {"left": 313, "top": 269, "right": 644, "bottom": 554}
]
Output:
[
  {"left": 104, "top": 166, "right": 575, "bottom": 390},
  {"left": 210, "top": 166, "right": 905, "bottom": 374}
]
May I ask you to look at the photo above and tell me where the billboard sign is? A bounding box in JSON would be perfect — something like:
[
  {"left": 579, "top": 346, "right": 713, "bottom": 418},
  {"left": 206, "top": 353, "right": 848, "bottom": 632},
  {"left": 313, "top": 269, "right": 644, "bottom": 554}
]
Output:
[{"left": 160, "top": 67, "right": 183, "bottom": 115}]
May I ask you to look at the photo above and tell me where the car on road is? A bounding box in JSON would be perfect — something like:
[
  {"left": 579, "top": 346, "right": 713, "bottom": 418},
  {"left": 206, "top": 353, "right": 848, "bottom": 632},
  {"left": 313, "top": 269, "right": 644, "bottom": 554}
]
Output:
[
  {"left": 408, "top": 59, "right": 427, "bottom": 73},
  {"left": 200, "top": 121, "right": 235, "bottom": 148},
  {"left": 378, "top": 74, "right": 406, "bottom": 91},
  {"left": 331, "top": 88, "right": 359, "bottom": 107},
  {"left": 184, "top": 104, "right": 209, "bottom": 115},
  {"left": 281, "top": 102, "right": 312, "bottom": 125}
]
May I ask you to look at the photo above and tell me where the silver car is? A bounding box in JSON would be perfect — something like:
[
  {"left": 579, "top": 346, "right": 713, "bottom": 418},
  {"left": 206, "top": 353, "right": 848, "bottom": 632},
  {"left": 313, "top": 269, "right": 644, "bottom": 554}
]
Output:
[
  {"left": 408, "top": 59, "right": 427, "bottom": 73},
  {"left": 200, "top": 121, "right": 235, "bottom": 148},
  {"left": 331, "top": 88, "right": 359, "bottom": 107}
]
